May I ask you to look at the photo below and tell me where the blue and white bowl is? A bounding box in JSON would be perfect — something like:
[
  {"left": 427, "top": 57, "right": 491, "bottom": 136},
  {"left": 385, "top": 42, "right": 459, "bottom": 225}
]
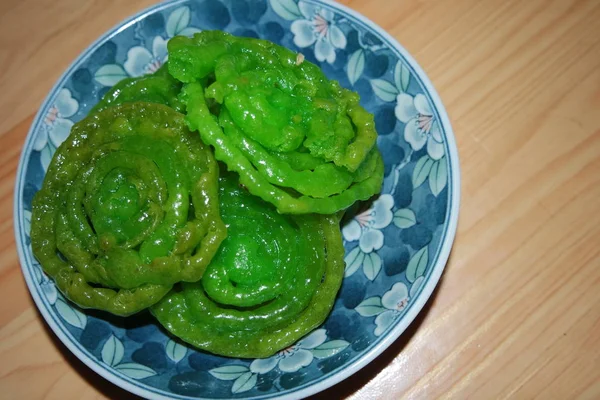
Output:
[{"left": 14, "top": 0, "right": 460, "bottom": 398}]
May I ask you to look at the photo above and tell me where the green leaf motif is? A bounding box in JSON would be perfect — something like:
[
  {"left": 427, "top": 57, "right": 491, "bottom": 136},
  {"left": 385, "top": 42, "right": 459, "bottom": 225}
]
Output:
[
  {"left": 166, "top": 6, "right": 191, "bottom": 37},
  {"left": 101, "top": 335, "right": 124, "bottom": 367},
  {"left": 166, "top": 339, "right": 187, "bottom": 363},
  {"left": 413, "top": 155, "right": 434, "bottom": 188},
  {"left": 355, "top": 296, "right": 386, "bottom": 317},
  {"left": 363, "top": 252, "right": 382, "bottom": 281},
  {"left": 311, "top": 340, "right": 350, "bottom": 359},
  {"left": 33, "top": 260, "right": 43, "bottom": 284},
  {"left": 209, "top": 365, "right": 250, "bottom": 381},
  {"left": 55, "top": 298, "right": 87, "bottom": 329},
  {"left": 94, "top": 64, "right": 128, "bottom": 87},
  {"left": 40, "top": 144, "right": 55, "bottom": 172},
  {"left": 231, "top": 372, "right": 257, "bottom": 394},
  {"left": 347, "top": 49, "right": 365, "bottom": 86},
  {"left": 41, "top": 281, "right": 58, "bottom": 305},
  {"left": 406, "top": 246, "right": 429, "bottom": 283},
  {"left": 370, "top": 79, "right": 399, "bottom": 102},
  {"left": 393, "top": 208, "right": 416, "bottom": 228},
  {"left": 115, "top": 363, "right": 157, "bottom": 379},
  {"left": 394, "top": 61, "right": 410, "bottom": 92},
  {"left": 269, "top": 0, "right": 302, "bottom": 20},
  {"left": 344, "top": 246, "right": 365, "bottom": 277},
  {"left": 429, "top": 157, "right": 448, "bottom": 196}
]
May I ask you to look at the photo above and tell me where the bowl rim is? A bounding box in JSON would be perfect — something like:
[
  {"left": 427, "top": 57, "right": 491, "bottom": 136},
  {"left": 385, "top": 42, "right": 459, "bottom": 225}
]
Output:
[{"left": 13, "top": 0, "right": 460, "bottom": 398}]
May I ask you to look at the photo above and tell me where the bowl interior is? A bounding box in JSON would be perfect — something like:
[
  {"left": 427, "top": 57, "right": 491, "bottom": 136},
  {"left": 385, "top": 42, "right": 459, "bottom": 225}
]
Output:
[{"left": 15, "top": 1, "right": 459, "bottom": 399}]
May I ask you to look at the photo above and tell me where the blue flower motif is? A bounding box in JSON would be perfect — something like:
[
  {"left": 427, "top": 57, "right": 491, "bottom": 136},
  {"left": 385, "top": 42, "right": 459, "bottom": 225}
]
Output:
[
  {"left": 343, "top": 194, "right": 394, "bottom": 250},
  {"left": 342, "top": 195, "right": 394, "bottom": 279},
  {"left": 374, "top": 277, "right": 424, "bottom": 336},
  {"left": 124, "top": 36, "right": 169, "bottom": 77},
  {"left": 250, "top": 329, "right": 327, "bottom": 373},
  {"left": 132, "top": 342, "right": 168, "bottom": 371},
  {"left": 80, "top": 320, "right": 112, "bottom": 351},
  {"left": 291, "top": 2, "right": 346, "bottom": 64},
  {"left": 33, "top": 88, "right": 79, "bottom": 171},
  {"left": 15, "top": 0, "right": 458, "bottom": 397},
  {"left": 395, "top": 93, "right": 444, "bottom": 160},
  {"left": 95, "top": 6, "right": 201, "bottom": 86}
]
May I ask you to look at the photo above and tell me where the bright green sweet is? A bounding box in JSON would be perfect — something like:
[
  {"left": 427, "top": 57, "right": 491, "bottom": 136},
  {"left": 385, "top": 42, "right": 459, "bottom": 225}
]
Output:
[
  {"left": 30, "top": 102, "right": 226, "bottom": 316},
  {"left": 91, "top": 63, "right": 185, "bottom": 113},
  {"left": 168, "top": 30, "right": 383, "bottom": 214},
  {"left": 151, "top": 172, "right": 345, "bottom": 358}
]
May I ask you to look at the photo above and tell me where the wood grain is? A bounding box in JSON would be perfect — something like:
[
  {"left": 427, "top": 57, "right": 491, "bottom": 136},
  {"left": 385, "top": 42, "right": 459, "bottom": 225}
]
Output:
[{"left": 1, "top": 0, "right": 599, "bottom": 398}]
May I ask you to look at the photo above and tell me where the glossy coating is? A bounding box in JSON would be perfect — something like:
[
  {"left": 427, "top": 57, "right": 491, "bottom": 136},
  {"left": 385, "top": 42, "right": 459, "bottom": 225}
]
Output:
[
  {"left": 171, "top": 31, "right": 383, "bottom": 214},
  {"left": 9, "top": 0, "right": 466, "bottom": 398},
  {"left": 7, "top": 1, "right": 600, "bottom": 399},
  {"left": 91, "top": 63, "right": 185, "bottom": 113},
  {"left": 30, "top": 102, "right": 226, "bottom": 316},
  {"left": 151, "top": 172, "right": 345, "bottom": 358}
]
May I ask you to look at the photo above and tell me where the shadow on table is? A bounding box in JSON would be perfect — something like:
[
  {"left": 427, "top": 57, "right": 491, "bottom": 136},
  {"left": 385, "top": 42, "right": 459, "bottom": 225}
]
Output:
[
  {"left": 311, "top": 272, "right": 446, "bottom": 400},
  {"left": 34, "top": 262, "right": 447, "bottom": 400}
]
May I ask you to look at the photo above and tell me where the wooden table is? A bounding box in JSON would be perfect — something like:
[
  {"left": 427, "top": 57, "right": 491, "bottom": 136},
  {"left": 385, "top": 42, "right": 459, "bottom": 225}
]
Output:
[{"left": 1, "top": 0, "right": 599, "bottom": 398}]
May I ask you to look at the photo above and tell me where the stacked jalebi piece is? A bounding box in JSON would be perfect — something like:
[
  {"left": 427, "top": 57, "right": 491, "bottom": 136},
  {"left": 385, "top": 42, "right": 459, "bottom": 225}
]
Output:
[
  {"left": 31, "top": 102, "right": 226, "bottom": 316},
  {"left": 170, "top": 31, "right": 383, "bottom": 214},
  {"left": 152, "top": 172, "right": 345, "bottom": 357},
  {"left": 30, "top": 31, "right": 383, "bottom": 356}
]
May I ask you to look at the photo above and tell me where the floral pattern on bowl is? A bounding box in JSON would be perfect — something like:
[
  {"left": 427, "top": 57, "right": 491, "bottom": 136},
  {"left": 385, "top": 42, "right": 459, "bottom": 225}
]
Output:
[{"left": 14, "top": 0, "right": 459, "bottom": 399}]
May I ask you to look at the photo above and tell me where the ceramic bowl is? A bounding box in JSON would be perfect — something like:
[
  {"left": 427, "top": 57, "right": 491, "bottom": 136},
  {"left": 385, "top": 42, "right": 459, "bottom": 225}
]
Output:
[{"left": 14, "top": 0, "right": 459, "bottom": 398}]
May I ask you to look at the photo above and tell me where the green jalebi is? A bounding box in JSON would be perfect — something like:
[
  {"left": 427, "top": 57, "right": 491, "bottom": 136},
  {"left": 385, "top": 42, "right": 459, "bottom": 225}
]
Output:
[
  {"left": 91, "top": 63, "right": 185, "bottom": 113},
  {"left": 30, "top": 30, "right": 383, "bottom": 357},
  {"left": 169, "top": 31, "right": 383, "bottom": 214},
  {"left": 30, "top": 102, "right": 226, "bottom": 316},
  {"left": 151, "top": 172, "right": 345, "bottom": 357}
]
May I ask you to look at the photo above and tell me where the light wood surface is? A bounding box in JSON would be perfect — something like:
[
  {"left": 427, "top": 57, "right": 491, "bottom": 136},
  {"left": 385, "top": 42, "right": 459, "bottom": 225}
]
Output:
[{"left": 1, "top": 0, "right": 599, "bottom": 399}]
